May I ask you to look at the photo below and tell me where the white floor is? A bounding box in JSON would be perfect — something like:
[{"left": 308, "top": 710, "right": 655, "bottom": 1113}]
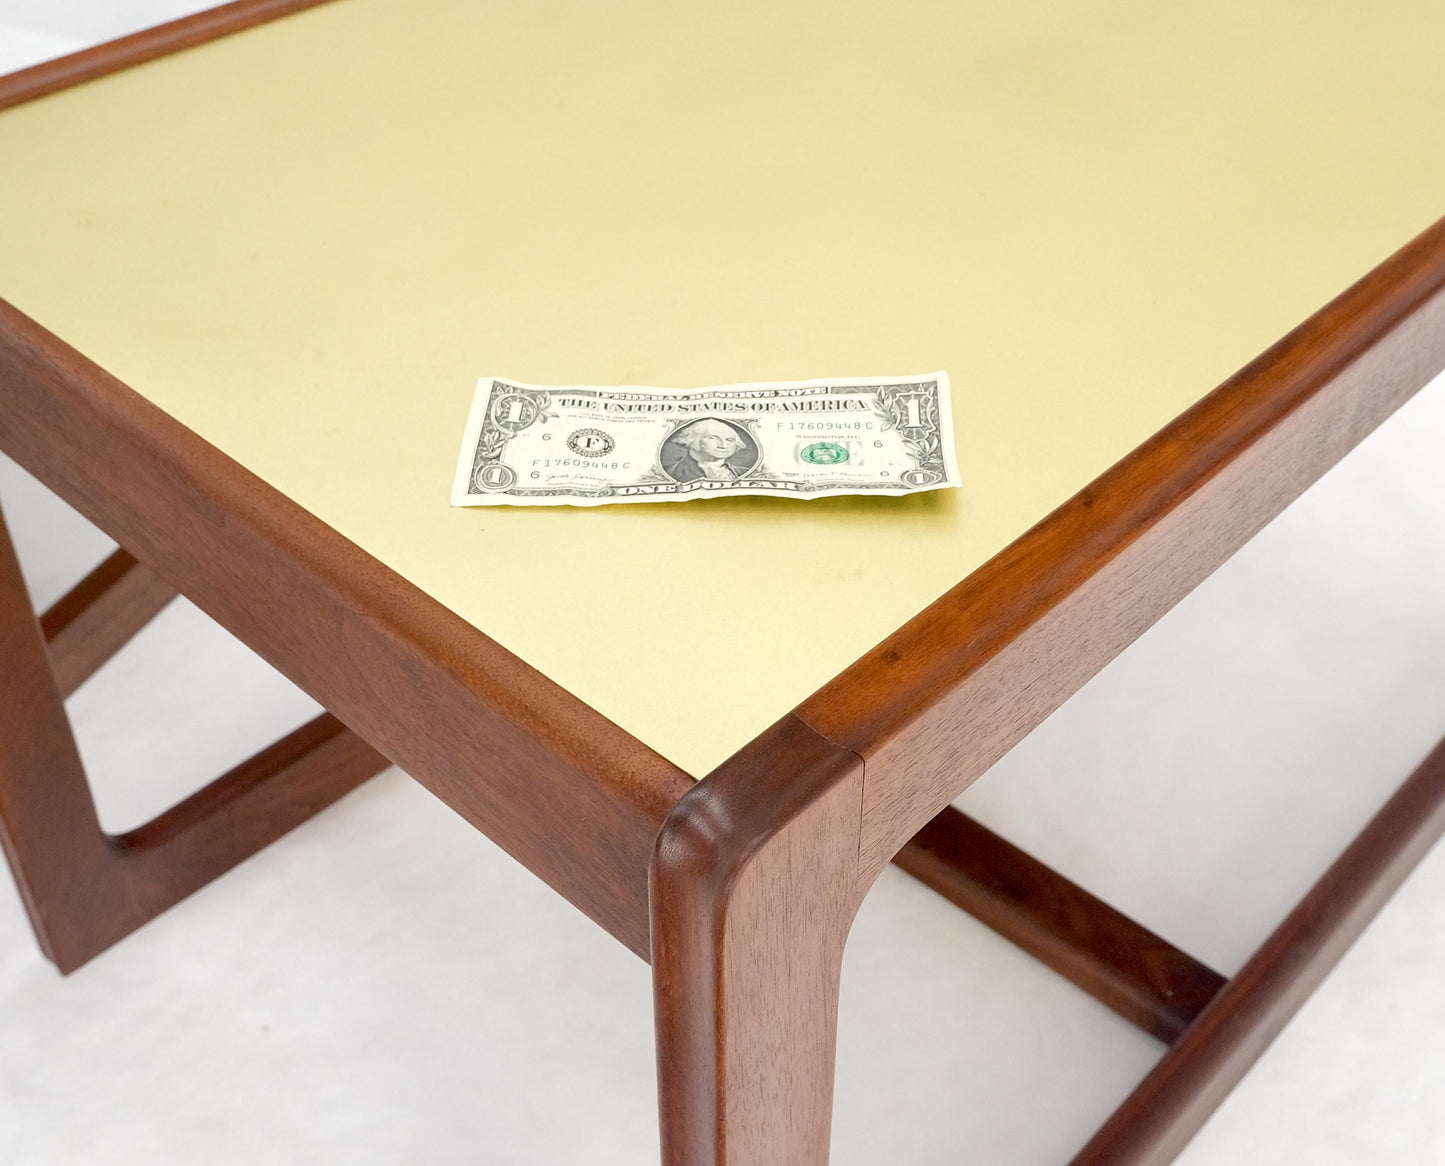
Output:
[{"left": 3, "top": 7, "right": 1445, "bottom": 1163}]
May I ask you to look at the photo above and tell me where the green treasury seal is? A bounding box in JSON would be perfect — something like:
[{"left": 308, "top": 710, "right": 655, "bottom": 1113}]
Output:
[{"left": 799, "top": 441, "right": 849, "bottom": 466}]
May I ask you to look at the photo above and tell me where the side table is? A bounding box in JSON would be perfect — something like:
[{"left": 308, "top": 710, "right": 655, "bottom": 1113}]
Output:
[{"left": 2, "top": 2, "right": 1443, "bottom": 1162}]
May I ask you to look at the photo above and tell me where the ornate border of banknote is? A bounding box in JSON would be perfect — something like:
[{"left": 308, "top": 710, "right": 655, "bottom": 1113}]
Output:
[{"left": 450, "top": 373, "right": 960, "bottom": 507}]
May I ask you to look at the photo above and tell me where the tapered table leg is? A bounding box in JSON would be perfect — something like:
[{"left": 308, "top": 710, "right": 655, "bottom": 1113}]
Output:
[
  {"left": 0, "top": 504, "right": 124, "bottom": 969},
  {"left": 651, "top": 716, "right": 866, "bottom": 1166}
]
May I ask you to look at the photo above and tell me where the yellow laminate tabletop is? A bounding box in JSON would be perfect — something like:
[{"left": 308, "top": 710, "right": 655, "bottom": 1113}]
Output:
[{"left": 1, "top": 0, "right": 1442, "bottom": 777}]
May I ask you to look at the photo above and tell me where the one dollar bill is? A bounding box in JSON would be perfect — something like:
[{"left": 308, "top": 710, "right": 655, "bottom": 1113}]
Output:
[{"left": 451, "top": 373, "right": 959, "bottom": 507}]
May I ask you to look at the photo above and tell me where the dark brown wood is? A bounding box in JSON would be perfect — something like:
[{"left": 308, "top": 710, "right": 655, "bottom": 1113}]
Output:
[
  {"left": 73, "top": 712, "right": 386, "bottom": 972},
  {"left": 111, "top": 712, "right": 387, "bottom": 927},
  {"left": 652, "top": 715, "right": 866, "bottom": 1166},
  {"left": 3, "top": 8, "right": 1443, "bottom": 1162},
  {"left": 0, "top": 500, "right": 391, "bottom": 972},
  {"left": 796, "top": 217, "right": 1445, "bottom": 885},
  {"left": 0, "top": 0, "right": 339, "bottom": 113},
  {"left": 1070, "top": 733, "right": 1445, "bottom": 1166},
  {"left": 0, "top": 299, "right": 693, "bottom": 961},
  {"left": 895, "top": 806, "right": 1226, "bottom": 1044},
  {"left": 40, "top": 547, "right": 178, "bottom": 697},
  {"left": 0, "top": 0, "right": 690, "bottom": 968},
  {"left": 0, "top": 499, "right": 112, "bottom": 972}
]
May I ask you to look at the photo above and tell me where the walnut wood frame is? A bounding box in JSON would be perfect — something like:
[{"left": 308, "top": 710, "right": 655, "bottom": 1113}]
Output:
[
  {"left": 2, "top": 5, "right": 1444, "bottom": 1163},
  {"left": 0, "top": 515, "right": 393, "bottom": 974}
]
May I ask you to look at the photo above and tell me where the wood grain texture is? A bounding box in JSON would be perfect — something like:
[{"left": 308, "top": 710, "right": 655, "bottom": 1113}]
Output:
[
  {"left": 4, "top": 11, "right": 1442, "bottom": 1162},
  {"left": 896, "top": 806, "right": 1226, "bottom": 1044},
  {"left": 40, "top": 547, "right": 177, "bottom": 697},
  {"left": 0, "top": 0, "right": 338, "bottom": 113},
  {"left": 651, "top": 715, "right": 866, "bottom": 1166},
  {"left": 0, "top": 501, "right": 389, "bottom": 972},
  {"left": 796, "top": 216, "right": 1445, "bottom": 883},
  {"left": 1069, "top": 733, "right": 1445, "bottom": 1166},
  {"left": 0, "top": 299, "right": 693, "bottom": 960},
  {"left": 0, "top": 500, "right": 114, "bottom": 971}
]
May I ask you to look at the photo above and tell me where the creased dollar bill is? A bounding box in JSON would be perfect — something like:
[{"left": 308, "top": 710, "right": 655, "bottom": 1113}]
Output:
[{"left": 450, "top": 373, "right": 959, "bottom": 507}]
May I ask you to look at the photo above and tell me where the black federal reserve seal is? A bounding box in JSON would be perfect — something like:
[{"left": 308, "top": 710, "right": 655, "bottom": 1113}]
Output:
[{"left": 567, "top": 428, "right": 616, "bottom": 457}]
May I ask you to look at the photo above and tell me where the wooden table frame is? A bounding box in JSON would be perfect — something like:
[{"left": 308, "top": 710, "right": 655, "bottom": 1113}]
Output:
[{"left": 3, "top": 4, "right": 1444, "bottom": 1162}]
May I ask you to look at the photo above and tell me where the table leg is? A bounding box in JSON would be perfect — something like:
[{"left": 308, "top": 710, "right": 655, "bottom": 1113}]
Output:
[
  {"left": 1069, "top": 732, "right": 1445, "bottom": 1166},
  {"left": 0, "top": 501, "right": 389, "bottom": 973},
  {"left": 0, "top": 502, "right": 121, "bottom": 970},
  {"left": 651, "top": 716, "right": 867, "bottom": 1165}
]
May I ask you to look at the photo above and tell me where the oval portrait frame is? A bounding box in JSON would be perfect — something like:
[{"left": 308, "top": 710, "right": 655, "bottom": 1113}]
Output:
[{"left": 658, "top": 416, "right": 761, "bottom": 483}]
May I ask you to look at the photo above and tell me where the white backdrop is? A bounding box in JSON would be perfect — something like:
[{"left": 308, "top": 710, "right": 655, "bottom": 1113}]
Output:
[{"left": 2, "top": 6, "right": 1443, "bottom": 1163}]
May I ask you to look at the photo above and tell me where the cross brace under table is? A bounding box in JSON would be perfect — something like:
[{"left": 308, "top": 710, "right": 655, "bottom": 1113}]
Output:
[{"left": 2, "top": 517, "right": 1444, "bottom": 1164}]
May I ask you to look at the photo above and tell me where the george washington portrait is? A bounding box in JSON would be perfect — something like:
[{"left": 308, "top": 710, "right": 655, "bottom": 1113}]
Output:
[{"left": 660, "top": 417, "right": 759, "bottom": 483}]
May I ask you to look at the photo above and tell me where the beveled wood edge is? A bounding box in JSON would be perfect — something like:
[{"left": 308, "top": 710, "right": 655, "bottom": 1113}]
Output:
[
  {"left": 4, "top": 0, "right": 1439, "bottom": 991},
  {"left": 0, "top": 300, "right": 692, "bottom": 959},
  {"left": 0, "top": 0, "right": 690, "bottom": 960},
  {"left": 0, "top": 0, "right": 339, "bottom": 113},
  {"left": 793, "top": 215, "right": 1445, "bottom": 878},
  {"left": 1069, "top": 732, "right": 1445, "bottom": 1166},
  {"left": 14, "top": 9, "right": 1442, "bottom": 1155},
  {"left": 651, "top": 714, "right": 867, "bottom": 1164},
  {"left": 649, "top": 216, "right": 1445, "bottom": 1155}
]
